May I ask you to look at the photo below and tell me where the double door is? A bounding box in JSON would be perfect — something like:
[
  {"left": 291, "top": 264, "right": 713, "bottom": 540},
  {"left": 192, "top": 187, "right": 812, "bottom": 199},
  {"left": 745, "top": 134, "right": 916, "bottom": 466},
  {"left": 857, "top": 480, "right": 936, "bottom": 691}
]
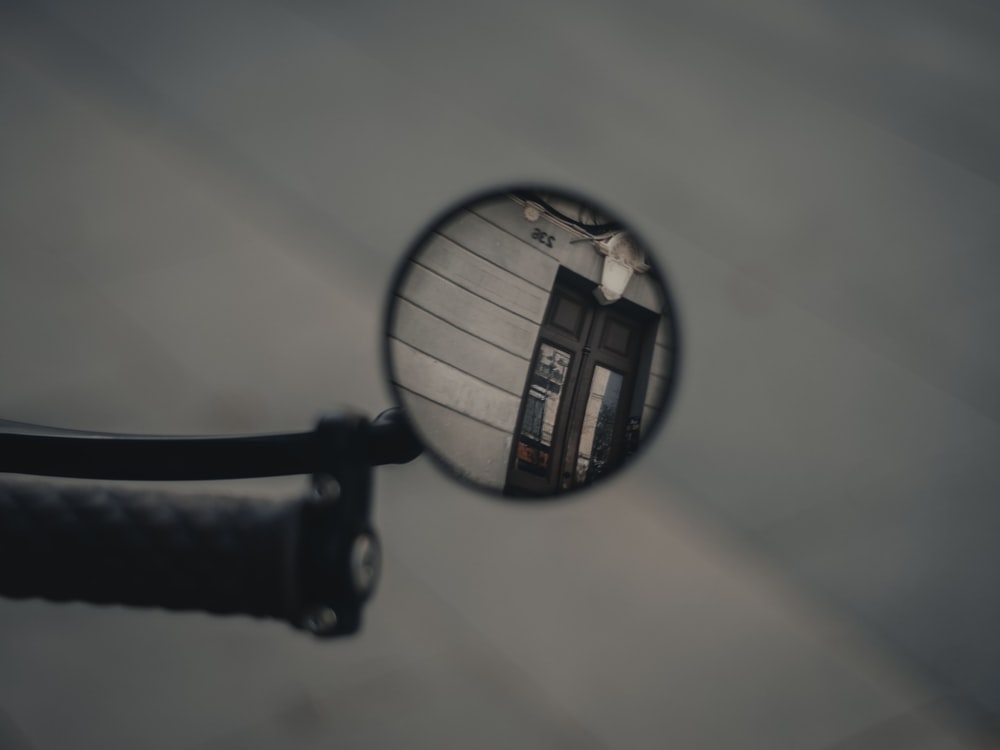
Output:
[{"left": 505, "top": 271, "right": 651, "bottom": 496}]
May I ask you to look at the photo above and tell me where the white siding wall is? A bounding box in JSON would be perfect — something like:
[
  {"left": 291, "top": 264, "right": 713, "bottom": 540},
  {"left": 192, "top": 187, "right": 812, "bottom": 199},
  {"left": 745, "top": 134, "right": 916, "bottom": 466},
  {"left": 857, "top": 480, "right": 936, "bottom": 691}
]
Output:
[{"left": 390, "top": 197, "right": 559, "bottom": 489}]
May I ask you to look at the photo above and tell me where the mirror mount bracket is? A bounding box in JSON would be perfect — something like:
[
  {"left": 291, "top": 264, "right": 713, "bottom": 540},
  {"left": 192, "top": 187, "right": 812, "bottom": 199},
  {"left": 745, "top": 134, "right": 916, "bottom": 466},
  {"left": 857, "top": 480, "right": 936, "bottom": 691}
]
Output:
[{"left": 298, "top": 413, "right": 378, "bottom": 637}]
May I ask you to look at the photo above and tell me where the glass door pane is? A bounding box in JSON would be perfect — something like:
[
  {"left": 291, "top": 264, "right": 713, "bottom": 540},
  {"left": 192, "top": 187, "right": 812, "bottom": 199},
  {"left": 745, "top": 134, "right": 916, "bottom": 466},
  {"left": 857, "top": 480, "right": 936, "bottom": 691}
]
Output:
[
  {"left": 513, "top": 342, "right": 572, "bottom": 477},
  {"left": 574, "top": 365, "right": 624, "bottom": 485}
]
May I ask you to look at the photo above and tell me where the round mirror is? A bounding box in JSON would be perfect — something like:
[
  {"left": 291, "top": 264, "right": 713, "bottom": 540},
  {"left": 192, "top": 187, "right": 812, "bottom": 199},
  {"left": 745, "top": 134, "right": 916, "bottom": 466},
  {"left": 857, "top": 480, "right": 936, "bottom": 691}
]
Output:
[{"left": 384, "top": 187, "right": 679, "bottom": 498}]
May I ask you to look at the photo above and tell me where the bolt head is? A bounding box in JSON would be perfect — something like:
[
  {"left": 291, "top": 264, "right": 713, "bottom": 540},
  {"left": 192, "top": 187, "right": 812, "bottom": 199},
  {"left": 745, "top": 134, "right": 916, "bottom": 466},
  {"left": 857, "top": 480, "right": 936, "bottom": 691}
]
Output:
[
  {"left": 301, "top": 605, "right": 339, "bottom": 636},
  {"left": 349, "top": 533, "right": 381, "bottom": 597},
  {"left": 311, "top": 474, "right": 341, "bottom": 502}
]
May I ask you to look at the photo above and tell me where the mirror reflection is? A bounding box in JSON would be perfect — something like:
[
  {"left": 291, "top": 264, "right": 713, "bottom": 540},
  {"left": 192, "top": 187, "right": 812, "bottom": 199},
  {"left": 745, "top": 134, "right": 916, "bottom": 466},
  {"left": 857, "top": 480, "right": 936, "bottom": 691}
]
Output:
[{"left": 385, "top": 188, "right": 678, "bottom": 498}]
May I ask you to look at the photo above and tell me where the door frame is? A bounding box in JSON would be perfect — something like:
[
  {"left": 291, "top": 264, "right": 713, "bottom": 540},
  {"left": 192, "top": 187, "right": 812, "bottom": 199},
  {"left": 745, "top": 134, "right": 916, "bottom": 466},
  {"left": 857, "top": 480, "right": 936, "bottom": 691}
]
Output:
[{"left": 504, "top": 268, "right": 655, "bottom": 496}]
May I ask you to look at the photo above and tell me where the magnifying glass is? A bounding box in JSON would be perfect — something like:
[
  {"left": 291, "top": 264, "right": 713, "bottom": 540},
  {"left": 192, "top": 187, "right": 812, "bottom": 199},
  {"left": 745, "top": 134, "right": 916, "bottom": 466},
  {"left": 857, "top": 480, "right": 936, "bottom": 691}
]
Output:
[{"left": 0, "top": 185, "right": 680, "bottom": 636}]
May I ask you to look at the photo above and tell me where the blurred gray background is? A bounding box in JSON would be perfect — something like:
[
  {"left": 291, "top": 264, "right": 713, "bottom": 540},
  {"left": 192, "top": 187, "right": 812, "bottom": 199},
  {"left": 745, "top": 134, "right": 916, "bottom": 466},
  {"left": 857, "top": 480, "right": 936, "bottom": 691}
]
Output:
[{"left": 1, "top": 0, "right": 998, "bottom": 748}]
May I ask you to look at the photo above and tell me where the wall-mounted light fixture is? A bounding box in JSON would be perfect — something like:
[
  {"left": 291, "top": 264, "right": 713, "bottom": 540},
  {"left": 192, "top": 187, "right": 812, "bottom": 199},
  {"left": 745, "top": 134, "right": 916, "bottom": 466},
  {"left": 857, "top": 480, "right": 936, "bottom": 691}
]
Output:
[{"left": 593, "top": 232, "right": 650, "bottom": 304}]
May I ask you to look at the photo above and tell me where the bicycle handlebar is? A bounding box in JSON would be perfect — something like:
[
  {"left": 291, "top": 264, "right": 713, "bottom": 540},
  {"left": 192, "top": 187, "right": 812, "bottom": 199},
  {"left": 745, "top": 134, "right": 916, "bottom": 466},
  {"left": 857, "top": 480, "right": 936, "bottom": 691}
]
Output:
[
  {"left": 0, "top": 479, "right": 308, "bottom": 622},
  {"left": 0, "top": 409, "right": 419, "bottom": 637}
]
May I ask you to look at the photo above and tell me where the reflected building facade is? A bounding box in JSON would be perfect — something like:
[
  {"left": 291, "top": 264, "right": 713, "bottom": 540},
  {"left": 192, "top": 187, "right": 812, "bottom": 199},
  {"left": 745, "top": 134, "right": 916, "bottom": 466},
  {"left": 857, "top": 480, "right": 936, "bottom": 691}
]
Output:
[{"left": 388, "top": 191, "right": 676, "bottom": 496}]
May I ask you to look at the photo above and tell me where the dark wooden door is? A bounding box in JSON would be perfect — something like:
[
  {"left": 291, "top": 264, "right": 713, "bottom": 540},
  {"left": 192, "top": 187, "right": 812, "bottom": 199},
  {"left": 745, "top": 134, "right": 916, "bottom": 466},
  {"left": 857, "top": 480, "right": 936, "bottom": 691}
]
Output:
[{"left": 505, "top": 271, "right": 651, "bottom": 496}]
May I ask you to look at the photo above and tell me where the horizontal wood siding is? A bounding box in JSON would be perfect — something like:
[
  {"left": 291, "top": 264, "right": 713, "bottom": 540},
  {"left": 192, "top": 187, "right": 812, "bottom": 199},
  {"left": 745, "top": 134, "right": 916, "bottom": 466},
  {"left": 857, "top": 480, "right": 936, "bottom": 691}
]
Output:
[
  {"left": 436, "top": 208, "right": 559, "bottom": 289},
  {"left": 644, "top": 372, "right": 668, "bottom": 412},
  {"left": 416, "top": 233, "right": 550, "bottom": 322},
  {"left": 390, "top": 298, "right": 529, "bottom": 397},
  {"left": 390, "top": 340, "right": 521, "bottom": 433},
  {"left": 650, "top": 342, "right": 673, "bottom": 380},
  {"left": 396, "top": 388, "right": 512, "bottom": 490},
  {"left": 397, "top": 263, "right": 539, "bottom": 359},
  {"left": 388, "top": 206, "right": 565, "bottom": 489},
  {"left": 470, "top": 197, "right": 581, "bottom": 269}
]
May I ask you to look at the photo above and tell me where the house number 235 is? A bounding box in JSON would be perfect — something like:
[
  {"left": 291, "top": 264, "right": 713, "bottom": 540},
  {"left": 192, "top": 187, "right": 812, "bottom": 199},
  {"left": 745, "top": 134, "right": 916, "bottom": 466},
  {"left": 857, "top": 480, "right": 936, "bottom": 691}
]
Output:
[{"left": 531, "top": 227, "right": 556, "bottom": 248}]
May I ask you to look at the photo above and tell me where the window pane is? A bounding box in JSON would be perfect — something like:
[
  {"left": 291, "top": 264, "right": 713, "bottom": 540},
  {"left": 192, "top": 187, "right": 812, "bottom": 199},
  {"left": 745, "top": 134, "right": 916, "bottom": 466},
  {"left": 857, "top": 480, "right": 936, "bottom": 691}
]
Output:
[
  {"left": 514, "top": 343, "right": 572, "bottom": 477},
  {"left": 575, "top": 366, "right": 624, "bottom": 484}
]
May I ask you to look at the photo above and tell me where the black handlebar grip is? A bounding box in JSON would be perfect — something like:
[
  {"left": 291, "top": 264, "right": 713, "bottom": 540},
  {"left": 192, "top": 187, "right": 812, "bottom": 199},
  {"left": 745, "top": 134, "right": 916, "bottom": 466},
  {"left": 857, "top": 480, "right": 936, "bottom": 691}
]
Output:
[{"left": 0, "top": 478, "right": 304, "bottom": 623}]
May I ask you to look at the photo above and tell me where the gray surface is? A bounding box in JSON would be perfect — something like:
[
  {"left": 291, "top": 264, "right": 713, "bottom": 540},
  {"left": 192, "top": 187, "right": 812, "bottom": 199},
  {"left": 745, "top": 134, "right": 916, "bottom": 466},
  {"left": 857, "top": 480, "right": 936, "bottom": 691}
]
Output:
[{"left": 1, "top": 0, "right": 998, "bottom": 747}]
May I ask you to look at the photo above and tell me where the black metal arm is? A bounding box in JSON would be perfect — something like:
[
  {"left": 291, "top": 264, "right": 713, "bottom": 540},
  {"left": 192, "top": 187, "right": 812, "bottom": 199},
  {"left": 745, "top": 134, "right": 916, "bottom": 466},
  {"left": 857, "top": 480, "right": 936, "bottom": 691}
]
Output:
[{"left": 0, "top": 407, "right": 422, "bottom": 480}]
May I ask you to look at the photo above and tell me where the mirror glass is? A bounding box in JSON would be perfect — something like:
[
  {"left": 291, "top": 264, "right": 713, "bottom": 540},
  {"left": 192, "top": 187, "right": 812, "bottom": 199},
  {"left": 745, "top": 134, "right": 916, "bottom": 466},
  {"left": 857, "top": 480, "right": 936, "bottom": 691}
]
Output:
[{"left": 384, "top": 187, "right": 679, "bottom": 498}]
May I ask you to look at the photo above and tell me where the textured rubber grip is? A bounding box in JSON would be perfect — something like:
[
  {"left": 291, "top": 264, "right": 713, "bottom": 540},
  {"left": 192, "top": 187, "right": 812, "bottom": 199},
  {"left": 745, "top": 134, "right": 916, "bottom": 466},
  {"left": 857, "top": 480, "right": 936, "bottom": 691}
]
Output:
[{"left": 0, "top": 478, "right": 303, "bottom": 622}]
